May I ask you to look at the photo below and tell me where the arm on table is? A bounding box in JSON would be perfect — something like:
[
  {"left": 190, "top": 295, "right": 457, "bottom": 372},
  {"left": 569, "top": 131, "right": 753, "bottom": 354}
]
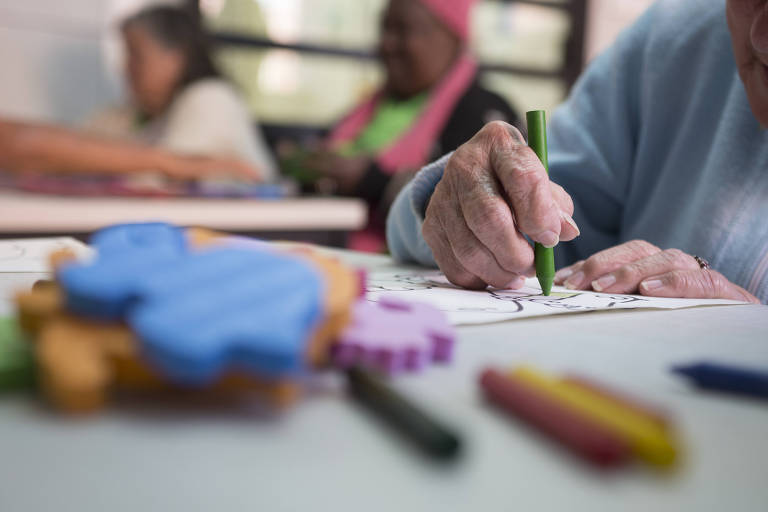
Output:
[{"left": 0, "top": 118, "right": 260, "bottom": 181}]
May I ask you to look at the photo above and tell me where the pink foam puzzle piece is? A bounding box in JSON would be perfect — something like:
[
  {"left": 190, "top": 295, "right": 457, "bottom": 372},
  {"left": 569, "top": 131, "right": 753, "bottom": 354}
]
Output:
[{"left": 332, "top": 297, "right": 455, "bottom": 375}]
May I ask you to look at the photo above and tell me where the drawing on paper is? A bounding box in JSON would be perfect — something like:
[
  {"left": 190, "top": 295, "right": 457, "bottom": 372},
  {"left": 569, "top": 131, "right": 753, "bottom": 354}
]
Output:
[
  {"left": 364, "top": 269, "right": 743, "bottom": 325},
  {"left": 367, "top": 270, "right": 650, "bottom": 312}
]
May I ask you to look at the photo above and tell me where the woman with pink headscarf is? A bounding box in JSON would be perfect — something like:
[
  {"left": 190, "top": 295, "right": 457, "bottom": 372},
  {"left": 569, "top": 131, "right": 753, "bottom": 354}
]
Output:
[{"left": 308, "top": 0, "right": 519, "bottom": 251}]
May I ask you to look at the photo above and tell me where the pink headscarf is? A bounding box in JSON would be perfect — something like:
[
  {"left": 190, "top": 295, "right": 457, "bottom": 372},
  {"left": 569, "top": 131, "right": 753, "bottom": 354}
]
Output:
[
  {"left": 418, "top": 0, "right": 477, "bottom": 42},
  {"left": 328, "top": 0, "right": 478, "bottom": 176}
]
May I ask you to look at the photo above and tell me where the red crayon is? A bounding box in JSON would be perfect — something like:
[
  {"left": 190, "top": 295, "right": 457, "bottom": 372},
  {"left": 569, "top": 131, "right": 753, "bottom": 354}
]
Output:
[
  {"left": 562, "top": 375, "right": 671, "bottom": 430},
  {"left": 479, "top": 369, "right": 631, "bottom": 468}
]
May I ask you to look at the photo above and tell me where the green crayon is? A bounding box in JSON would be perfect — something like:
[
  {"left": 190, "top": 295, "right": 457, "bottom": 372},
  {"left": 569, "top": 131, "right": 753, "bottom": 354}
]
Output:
[
  {"left": 526, "top": 110, "right": 555, "bottom": 296},
  {"left": 0, "top": 316, "right": 35, "bottom": 391}
]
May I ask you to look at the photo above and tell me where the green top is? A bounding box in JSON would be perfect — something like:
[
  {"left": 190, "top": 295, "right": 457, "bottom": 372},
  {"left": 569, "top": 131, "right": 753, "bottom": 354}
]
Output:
[
  {"left": 0, "top": 316, "right": 35, "bottom": 391},
  {"left": 526, "top": 110, "right": 555, "bottom": 296},
  {"left": 340, "top": 93, "right": 428, "bottom": 157},
  {"left": 281, "top": 93, "right": 428, "bottom": 185}
]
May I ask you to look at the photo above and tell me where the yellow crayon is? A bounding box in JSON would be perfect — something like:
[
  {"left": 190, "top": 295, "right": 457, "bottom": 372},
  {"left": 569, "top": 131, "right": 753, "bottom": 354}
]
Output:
[
  {"left": 511, "top": 367, "right": 678, "bottom": 467},
  {"left": 561, "top": 375, "right": 671, "bottom": 432}
]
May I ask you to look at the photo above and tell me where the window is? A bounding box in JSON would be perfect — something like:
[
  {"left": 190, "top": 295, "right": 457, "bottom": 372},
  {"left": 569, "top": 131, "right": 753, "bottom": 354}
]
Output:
[{"left": 202, "top": 0, "right": 578, "bottom": 126}]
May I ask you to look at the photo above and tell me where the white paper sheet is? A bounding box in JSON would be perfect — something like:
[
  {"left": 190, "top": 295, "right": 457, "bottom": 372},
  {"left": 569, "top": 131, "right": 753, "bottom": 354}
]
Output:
[
  {"left": 365, "top": 269, "right": 748, "bottom": 325},
  {"left": 0, "top": 238, "right": 93, "bottom": 273}
]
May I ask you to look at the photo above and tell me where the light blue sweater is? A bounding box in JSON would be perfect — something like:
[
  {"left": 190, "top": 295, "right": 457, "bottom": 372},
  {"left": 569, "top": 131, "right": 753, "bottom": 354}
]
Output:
[{"left": 386, "top": 0, "right": 768, "bottom": 304}]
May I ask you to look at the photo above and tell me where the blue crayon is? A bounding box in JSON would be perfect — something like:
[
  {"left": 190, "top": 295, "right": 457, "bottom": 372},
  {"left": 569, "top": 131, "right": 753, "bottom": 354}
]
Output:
[{"left": 673, "top": 362, "right": 768, "bottom": 400}]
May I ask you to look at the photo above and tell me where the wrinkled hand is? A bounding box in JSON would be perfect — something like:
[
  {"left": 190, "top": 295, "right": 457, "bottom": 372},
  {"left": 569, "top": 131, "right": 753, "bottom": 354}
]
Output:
[
  {"left": 554, "top": 240, "right": 759, "bottom": 303},
  {"left": 423, "top": 121, "right": 580, "bottom": 290}
]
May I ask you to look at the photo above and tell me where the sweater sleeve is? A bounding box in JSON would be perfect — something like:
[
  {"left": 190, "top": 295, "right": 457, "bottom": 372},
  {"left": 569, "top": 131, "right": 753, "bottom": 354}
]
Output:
[
  {"left": 546, "top": 4, "right": 657, "bottom": 267},
  {"left": 386, "top": 153, "right": 451, "bottom": 266}
]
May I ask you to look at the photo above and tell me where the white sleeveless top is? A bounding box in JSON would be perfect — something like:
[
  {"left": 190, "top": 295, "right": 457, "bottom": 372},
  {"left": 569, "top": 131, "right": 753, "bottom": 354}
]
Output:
[{"left": 85, "top": 78, "right": 278, "bottom": 182}]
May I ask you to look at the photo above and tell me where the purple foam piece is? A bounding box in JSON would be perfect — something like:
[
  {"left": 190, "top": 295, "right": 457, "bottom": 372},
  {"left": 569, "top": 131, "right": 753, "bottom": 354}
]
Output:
[
  {"left": 332, "top": 297, "right": 455, "bottom": 375},
  {"left": 355, "top": 269, "right": 368, "bottom": 298}
]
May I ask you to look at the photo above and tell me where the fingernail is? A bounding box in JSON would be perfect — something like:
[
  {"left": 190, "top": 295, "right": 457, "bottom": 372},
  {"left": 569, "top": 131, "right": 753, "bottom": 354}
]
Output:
[
  {"left": 560, "top": 211, "right": 580, "bottom": 236},
  {"left": 564, "top": 271, "right": 585, "bottom": 290},
  {"left": 555, "top": 267, "right": 573, "bottom": 282},
  {"left": 539, "top": 231, "right": 559, "bottom": 248},
  {"left": 592, "top": 274, "right": 616, "bottom": 292},
  {"left": 641, "top": 279, "right": 664, "bottom": 291}
]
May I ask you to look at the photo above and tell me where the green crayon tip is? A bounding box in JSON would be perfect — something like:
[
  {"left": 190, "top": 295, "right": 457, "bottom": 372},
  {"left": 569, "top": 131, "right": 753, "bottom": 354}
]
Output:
[
  {"left": 526, "top": 110, "right": 555, "bottom": 296},
  {"left": 535, "top": 243, "right": 555, "bottom": 296}
]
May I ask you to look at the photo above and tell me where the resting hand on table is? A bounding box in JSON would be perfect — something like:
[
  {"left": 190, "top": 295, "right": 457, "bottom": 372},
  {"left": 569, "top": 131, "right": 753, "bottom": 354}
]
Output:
[
  {"left": 0, "top": 118, "right": 264, "bottom": 182},
  {"left": 554, "top": 240, "right": 760, "bottom": 303},
  {"left": 162, "top": 155, "right": 263, "bottom": 182},
  {"left": 305, "top": 150, "right": 371, "bottom": 194},
  {"left": 423, "top": 121, "right": 580, "bottom": 290}
]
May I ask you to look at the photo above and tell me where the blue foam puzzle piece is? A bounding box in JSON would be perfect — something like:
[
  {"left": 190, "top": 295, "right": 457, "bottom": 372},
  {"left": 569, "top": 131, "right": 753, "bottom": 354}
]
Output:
[
  {"left": 58, "top": 223, "right": 191, "bottom": 320},
  {"left": 58, "top": 223, "right": 324, "bottom": 383},
  {"left": 129, "top": 249, "right": 323, "bottom": 383},
  {"left": 58, "top": 252, "right": 185, "bottom": 321},
  {"left": 90, "top": 222, "right": 188, "bottom": 256}
]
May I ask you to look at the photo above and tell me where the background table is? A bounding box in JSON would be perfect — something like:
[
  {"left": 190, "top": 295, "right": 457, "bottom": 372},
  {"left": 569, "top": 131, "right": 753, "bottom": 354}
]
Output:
[
  {"left": 0, "top": 249, "right": 766, "bottom": 512},
  {"left": 0, "top": 192, "right": 368, "bottom": 247}
]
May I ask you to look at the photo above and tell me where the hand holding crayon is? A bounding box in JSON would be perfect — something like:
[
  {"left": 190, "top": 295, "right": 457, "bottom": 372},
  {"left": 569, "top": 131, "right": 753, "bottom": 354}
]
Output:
[{"left": 421, "top": 120, "right": 578, "bottom": 291}]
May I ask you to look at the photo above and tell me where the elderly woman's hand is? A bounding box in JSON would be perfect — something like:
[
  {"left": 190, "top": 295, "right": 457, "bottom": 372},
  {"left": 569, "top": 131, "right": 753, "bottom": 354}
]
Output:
[
  {"left": 554, "top": 240, "right": 760, "bottom": 303},
  {"left": 423, "top": 121, "right": 580, "bottom": 290}
]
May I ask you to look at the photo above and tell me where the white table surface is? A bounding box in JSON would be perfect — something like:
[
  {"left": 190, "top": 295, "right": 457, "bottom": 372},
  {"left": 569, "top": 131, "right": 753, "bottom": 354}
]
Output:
[
  {"left": 0, "top": 249, "right": 767, "bottom": 512},
  {"left": 0, "top": 192, "right": 367, "bottom": 233}
]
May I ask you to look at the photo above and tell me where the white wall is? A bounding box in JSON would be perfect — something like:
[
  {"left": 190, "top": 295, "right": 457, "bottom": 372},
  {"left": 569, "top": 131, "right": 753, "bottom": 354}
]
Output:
[
  {"left": 585, "top": 0, "right": 656, "bottom": 63},
  {"left": 0, "top": 1, "right": 116, "bottom": 124},
  {"left": 0, "top": 0, "right": 181, "bottom": 125}
]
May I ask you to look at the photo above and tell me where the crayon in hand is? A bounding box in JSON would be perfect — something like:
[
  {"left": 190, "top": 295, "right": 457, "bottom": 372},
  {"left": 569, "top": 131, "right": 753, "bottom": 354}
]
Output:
[{"left": 526, "top": 110, "right": 555, "bottom": 296}]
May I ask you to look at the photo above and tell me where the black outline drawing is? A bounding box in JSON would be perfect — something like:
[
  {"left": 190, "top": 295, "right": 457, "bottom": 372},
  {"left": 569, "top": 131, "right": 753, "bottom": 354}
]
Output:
[{"left": 366, "top": 270, "right": 652, "bottom": 316}]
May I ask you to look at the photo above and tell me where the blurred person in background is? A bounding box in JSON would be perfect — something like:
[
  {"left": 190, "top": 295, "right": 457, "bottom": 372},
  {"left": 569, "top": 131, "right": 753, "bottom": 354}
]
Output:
[
  {"left": 0, "top": 5, "right": 268, "bottom": 183},
  {"left": 86, "top": 5, "right": 277, "bottom": 181},
  {"left": 293, "top": 0, "right": 519, "bottom": 251}
]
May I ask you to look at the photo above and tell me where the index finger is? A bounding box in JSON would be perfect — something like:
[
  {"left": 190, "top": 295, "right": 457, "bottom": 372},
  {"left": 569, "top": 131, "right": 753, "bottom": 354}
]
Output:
[{"left": 489, "top": 125, "right": 561, "bottom": 248}]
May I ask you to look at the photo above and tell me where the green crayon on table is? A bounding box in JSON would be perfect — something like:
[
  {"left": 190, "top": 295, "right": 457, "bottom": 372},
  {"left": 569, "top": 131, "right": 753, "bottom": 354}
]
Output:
[
  {"left": 346, "top": 366, "right": 461, "bottom": 460},
  {"left": 526, "top": 110, "right": 555, "bottom": 296},
  {"left": 0, "top": 316, "right": 35, "bottom": 391}
]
